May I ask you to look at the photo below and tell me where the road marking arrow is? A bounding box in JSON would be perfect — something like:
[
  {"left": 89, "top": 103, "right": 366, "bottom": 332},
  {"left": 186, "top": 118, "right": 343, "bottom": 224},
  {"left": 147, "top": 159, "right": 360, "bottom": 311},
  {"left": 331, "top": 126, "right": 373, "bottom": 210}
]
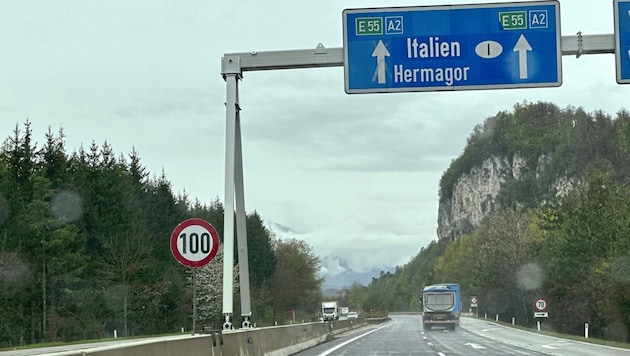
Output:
[
  {"left": 513, "top": 34, "right": 532, "bottom": 79},
  {"left": 372, "top": 40, "right": 390, "bottom": 84},
  {"left": 464, "top": 343, "right": 487, "bottom": 349}
]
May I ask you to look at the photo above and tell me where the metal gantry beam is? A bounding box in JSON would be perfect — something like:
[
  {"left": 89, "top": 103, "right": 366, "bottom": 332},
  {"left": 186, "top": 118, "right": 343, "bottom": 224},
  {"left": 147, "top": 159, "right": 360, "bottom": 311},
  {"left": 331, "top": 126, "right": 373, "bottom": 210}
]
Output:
[
  {"left": 219, "top": 32, "right": 616, "bottom": 330},
  {"left": 222, "top": 34, "right": 615, "bottom": 75},
  {"left": 223, "top": 43, "right": 343, "bottom": 72},
  {"left": 561, "top": 33, "right": 615, "bottom": 57}
]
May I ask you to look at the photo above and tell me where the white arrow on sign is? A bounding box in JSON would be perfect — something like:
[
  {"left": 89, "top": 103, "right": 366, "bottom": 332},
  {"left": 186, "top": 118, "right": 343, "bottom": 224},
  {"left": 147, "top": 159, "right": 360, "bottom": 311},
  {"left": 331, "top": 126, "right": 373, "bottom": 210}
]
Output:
[
  {"left": 513, "top": 34, "right": 532, "bottom": 79},
  {"left": 372, "top": 40, "right": 390, "bottom": 84}
]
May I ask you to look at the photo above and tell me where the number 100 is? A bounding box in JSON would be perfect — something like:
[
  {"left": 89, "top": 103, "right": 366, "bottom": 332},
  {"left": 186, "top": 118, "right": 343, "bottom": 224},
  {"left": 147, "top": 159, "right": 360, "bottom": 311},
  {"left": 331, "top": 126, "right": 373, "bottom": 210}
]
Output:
[{"left": 179, "top": 232, "right": 211, "bottom": 254}]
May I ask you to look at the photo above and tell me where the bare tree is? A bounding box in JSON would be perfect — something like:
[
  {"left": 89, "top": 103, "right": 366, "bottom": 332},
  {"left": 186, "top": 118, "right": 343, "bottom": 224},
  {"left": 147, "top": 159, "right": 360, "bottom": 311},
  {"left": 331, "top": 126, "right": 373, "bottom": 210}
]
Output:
[{"left": 192, "top": 245, "right": 239, "bottom": 329}]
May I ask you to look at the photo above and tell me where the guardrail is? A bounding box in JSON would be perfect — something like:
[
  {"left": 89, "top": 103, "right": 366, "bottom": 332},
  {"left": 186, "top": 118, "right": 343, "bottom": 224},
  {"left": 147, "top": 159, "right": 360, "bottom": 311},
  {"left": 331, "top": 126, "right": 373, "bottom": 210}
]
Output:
[{"left": 55, "top": 318, "right": 368, "bottom": 356}]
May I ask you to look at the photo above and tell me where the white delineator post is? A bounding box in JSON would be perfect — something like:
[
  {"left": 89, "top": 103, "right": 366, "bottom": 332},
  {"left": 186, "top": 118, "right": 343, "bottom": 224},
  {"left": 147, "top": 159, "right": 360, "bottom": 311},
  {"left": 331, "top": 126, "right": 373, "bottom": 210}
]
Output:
[{"left": 585, "top": 322, "right": 589, "bottom": 338}]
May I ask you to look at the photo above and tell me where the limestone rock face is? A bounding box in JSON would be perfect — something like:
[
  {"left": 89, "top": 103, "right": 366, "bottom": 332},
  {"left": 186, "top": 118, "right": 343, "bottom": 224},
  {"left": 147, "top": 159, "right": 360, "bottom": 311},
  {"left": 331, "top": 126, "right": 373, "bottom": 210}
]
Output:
[{"left": 437, "top": 153, "right": 575, "bottom": 241}]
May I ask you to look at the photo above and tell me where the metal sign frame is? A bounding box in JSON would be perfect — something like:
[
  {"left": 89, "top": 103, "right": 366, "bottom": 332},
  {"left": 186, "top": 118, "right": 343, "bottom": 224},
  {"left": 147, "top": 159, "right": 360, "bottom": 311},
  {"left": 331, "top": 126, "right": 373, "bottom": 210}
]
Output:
[{"left": 220, "top": 28, "right": 615, "bottom": 332}]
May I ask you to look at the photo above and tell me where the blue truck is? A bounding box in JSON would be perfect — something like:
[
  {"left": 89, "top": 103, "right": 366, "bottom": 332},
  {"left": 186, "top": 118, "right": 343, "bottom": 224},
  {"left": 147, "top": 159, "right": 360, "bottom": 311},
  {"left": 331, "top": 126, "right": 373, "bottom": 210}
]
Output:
[{"left": 422, "top": 283, "right": 461, "bottom": 331}]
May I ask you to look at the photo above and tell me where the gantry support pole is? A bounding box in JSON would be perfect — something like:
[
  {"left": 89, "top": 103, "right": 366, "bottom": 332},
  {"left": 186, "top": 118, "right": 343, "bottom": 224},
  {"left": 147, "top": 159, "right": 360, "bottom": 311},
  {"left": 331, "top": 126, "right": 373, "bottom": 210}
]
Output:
[{"left": 221, "top": 57, "right": 241, "bottom": 330}]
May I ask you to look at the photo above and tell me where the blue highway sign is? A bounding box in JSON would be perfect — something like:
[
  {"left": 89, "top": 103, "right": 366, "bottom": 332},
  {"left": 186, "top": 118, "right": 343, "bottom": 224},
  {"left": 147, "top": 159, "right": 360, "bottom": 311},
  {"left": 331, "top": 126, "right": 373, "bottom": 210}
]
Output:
[
  {"left": 343, "top": 1, "right": 562, "bottom": 94},
  {"left": 615, "top": 0, "right": 630, "bottom": 84}
]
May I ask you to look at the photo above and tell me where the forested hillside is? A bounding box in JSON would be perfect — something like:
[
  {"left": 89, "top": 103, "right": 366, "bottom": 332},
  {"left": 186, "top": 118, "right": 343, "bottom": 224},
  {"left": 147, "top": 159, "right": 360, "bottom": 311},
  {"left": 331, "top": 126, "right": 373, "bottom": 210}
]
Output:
[
  {"left": 5, "top": 101, "right": 630, "bottom": 345},
  {"left": 350, "top": 102, "right": 630, "bottom": 342},
  {"left": 0, "top": 121, "right": 322, "bottom": 347}
]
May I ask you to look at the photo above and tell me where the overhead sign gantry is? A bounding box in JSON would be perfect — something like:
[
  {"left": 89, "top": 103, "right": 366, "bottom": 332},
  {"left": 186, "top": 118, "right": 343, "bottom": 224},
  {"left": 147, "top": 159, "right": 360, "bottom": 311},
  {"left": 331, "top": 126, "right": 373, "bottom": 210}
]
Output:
[
  {"left": 220, "top": 1, "right": 621, "bottom": 331},
  {"left": 343, "top": 1, "right": 562, "bottom": 93}
]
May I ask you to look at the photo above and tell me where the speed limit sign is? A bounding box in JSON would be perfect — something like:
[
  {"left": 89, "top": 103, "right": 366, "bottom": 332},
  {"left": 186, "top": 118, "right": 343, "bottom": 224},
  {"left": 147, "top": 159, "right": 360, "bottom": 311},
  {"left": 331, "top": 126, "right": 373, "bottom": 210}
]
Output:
[
  {"left": 170, "top": 218, "right": 220, "bottom": 268},
  {"left": 534, "top": 297, "right": 548, "bottom": 312}
]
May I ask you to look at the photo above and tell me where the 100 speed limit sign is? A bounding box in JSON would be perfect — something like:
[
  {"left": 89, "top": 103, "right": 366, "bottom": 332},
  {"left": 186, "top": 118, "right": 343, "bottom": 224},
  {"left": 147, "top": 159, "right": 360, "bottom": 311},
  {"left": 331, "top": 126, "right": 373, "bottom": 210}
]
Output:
[{"left": 170, "top": 218, "right": 220, "bottom": 268}]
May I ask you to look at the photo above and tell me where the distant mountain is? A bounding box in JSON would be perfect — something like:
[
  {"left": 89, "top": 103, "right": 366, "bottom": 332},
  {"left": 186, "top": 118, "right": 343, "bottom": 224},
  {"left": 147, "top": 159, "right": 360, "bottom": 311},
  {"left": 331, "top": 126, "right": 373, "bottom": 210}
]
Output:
[
  {"left": 264, "top": 221, "right": 394, "bottom": 290},
  {"left": 319, "top": 255, "right": 394, "bottom": 289},
  {"left": 265, "top": 221, "right": 295, "bottom": 235}
]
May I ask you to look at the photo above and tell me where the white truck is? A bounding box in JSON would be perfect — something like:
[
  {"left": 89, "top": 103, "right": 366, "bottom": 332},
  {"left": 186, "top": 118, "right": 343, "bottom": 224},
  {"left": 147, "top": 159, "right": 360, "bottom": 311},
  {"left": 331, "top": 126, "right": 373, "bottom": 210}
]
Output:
[
  {"left": 340, "top": 306, "right": 349, "bottom": 318},
  {"left": 322, "top": 301, "right": 339, "bottom": 321}
]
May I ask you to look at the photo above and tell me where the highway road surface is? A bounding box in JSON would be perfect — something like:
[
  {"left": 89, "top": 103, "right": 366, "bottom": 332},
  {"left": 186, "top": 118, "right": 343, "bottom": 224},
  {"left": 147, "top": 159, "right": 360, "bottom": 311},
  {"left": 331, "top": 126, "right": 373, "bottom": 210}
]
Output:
[
  {"left": 2, "top": 314, "right": 629, "bottom": 355},
  {"left": 295, "top": 314, "right": 630, "bottom": 356}
]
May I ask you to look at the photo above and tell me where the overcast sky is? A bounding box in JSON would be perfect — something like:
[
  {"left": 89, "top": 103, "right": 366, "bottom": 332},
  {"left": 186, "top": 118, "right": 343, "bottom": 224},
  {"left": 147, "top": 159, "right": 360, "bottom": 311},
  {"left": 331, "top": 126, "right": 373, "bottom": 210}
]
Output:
[{"left": 1, "top": 0, "right": 629, "bottom": 273}]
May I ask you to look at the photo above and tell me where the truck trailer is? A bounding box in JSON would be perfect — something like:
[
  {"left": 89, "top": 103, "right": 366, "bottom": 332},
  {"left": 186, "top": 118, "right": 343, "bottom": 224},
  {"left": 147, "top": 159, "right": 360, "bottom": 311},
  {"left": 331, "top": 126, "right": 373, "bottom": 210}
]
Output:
[{"left": 422, "top": 283, "right": 461, "bottom": 330}]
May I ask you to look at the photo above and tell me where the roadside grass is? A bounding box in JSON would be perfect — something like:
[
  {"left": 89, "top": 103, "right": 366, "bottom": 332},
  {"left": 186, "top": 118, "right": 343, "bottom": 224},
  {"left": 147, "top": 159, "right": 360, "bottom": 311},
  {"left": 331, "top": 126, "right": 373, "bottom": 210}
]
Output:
[{"left": 0, "top": 332, "right": 185, "bottom": 352}]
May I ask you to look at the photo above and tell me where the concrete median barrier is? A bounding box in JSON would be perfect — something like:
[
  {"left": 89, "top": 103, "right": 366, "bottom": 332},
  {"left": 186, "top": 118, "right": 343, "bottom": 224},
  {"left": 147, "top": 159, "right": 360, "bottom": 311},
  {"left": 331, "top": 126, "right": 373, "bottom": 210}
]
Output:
[{"left": 54, "top": 318, "right": 368, "bottom": 356}]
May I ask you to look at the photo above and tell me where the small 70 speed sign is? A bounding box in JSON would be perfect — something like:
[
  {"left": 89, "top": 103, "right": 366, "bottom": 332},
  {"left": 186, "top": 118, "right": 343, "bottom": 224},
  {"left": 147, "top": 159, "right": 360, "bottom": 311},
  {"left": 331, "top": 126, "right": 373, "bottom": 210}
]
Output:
[
  {"left": 170, "top": 218, "right": 220, "bottom": 268},
  {"left": 534, "top": 297, "right": 549, "bottom": 312}
]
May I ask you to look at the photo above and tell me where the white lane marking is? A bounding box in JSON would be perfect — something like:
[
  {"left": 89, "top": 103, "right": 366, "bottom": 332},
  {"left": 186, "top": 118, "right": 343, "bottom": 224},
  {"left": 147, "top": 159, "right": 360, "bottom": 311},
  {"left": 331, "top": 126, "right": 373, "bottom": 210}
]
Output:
[{"left": 317, "top": 323, "right": 390, "bottom": 356}]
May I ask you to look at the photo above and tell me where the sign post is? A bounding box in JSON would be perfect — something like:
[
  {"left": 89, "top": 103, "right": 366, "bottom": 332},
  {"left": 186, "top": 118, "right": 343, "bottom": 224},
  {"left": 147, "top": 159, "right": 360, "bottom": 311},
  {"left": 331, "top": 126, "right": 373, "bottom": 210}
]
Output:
[
  {"left": 343, "top": 1, "right": 561, "bottom": 93},
  {"left": 170, "top": 218, "right": 220, "bottom": 334},
  {"left": 614, "top": 0, "right": 630, "bottom": 83},
  {"left": 533, "top": 297, "right": 549, "bottom": 318}
]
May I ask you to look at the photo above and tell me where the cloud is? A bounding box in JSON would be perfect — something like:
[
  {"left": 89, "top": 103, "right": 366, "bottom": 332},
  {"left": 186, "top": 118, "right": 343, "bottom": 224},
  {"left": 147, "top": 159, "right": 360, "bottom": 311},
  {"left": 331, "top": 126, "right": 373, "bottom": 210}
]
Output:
[{"left": 1, "top": 0, "right": 629, "bottom": 275}]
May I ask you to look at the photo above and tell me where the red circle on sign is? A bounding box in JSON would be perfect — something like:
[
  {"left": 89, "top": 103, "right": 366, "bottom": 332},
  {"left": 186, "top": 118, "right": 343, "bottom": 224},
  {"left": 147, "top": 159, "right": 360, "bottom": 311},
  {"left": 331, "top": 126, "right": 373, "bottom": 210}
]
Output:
[
  {"left": 534, "top": 297, "right": 548, "bottom": 312},
  {"left": 170, "top": 218, "right": 220, "bottom": 268}
]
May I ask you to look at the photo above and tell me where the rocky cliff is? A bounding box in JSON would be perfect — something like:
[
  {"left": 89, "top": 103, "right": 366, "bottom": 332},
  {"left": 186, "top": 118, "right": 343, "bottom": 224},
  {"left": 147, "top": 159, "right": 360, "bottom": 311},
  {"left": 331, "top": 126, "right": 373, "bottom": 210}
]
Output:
[{"left": 437, "top": 152, "right": 577, "bottom": 241}]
